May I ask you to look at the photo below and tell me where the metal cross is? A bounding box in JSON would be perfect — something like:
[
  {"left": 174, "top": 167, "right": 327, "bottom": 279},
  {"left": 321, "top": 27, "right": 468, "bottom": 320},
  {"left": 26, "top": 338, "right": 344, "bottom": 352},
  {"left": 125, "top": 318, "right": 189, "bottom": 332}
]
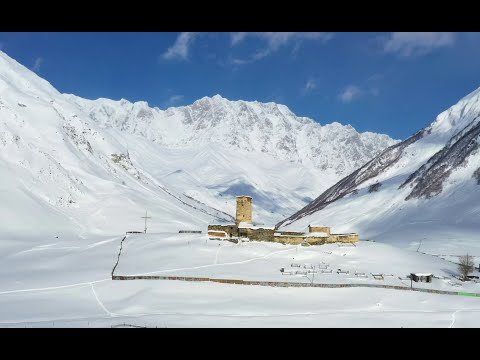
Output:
[{"left": 141, "top": 210, "right": 152, "bottom": 234}]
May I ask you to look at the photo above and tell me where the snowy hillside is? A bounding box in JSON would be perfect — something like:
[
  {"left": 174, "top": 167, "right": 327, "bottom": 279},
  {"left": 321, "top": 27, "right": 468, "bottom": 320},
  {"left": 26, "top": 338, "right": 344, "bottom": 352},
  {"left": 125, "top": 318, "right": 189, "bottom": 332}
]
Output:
[
  {"left": 279, "top": 88, "right": 480, "bottom": 255},
  {"left": 1, "top": 49, "right": 480, "bottom": 329},
  {"left": 0, "top": 51, "right": 234, "bottom": 241},
  {"left": 0, "top": 50, "right": 395, "bottom": 237},
  {"left": 64, "top": 94, "right": 396, "bottom": 224},
  {"left": 65, "top": 94, "right": 396, "bottom": 177}
]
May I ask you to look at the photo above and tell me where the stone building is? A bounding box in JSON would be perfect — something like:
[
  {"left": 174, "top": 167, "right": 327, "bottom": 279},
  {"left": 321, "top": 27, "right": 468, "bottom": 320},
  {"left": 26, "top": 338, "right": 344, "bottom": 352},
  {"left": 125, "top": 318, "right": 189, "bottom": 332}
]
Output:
[
  {"left": 207, "top": 196, "right": 359, "bottom": 245},
  {"left": 308, "top": 225, "right": 331, "bottom": 235},
  {"left": 236, "top": 196, "right": 252, "bottom": 225},
  {"left": 410, "top": 273, "right": 433, "bottom": 283}
]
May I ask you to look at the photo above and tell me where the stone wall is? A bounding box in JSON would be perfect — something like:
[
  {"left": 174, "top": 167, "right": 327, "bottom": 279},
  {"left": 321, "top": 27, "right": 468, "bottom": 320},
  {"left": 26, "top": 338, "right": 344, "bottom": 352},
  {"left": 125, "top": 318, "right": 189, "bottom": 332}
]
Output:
[
  {"left": 236, "top": 196, "right": 252, "bottom": 225},
  {"left": 276, "top": 231, "right": 305, "bottom": 236},
  {"left": 208, "top": 225, "right": 358, "bottom": 245},
  {"left": 304, "top": 237, "right": 328, "bottom": 245},
  {"left": 208, "top": 231, "right": 228, "bottom": 237},
  {"left": 208, "top": 224, "right": 238, "bottom": 237},
  {"left": 308, "top": 226, "right": 331, "bottom": 235},
  {"left": 112, "top": 275, "right": 480, "bottom": 297},
  {"left": 326, "top": 234, "right": 359, "bottom": 243},
  {"left": 273, "top": 233, "right": 359, "bottom": 245},
  {"left": 273, "top": 235, "right": 306, "bottom": 245},
  {"left": 245, "top": 228, "right": 275, "bottom": 242}
]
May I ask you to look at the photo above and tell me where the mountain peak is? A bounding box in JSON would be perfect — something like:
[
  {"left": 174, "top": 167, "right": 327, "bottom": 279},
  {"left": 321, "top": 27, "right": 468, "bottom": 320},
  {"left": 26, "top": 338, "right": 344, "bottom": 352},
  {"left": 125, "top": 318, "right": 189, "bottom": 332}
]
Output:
[
  {"left": 212, "top": 94, "right": 225, "bottom": 101},
  {"left": 194, "top": 94, "right": 227, "bottom": 104},
  {"left": 429, "top": 86, "right": 480, "bottom": 137},
  {"left": 71, "top": 93, "right": 397, "bottom": 179},
  {"left": 0, "top": 49, "right": 396, "bottom": 197},
  {"left": 0, "top": 48, "right": 399, "bottom": 239}
]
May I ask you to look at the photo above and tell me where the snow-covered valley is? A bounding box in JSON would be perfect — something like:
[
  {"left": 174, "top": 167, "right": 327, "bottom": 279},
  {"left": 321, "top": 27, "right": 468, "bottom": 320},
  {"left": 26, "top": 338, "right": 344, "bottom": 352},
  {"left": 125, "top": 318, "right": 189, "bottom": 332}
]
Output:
[
  {"left": 2, "top": 232, "right": 480, "bottom": 328},
  {"left": 1, "top": 48, "right": 480, "bottom": 328}
]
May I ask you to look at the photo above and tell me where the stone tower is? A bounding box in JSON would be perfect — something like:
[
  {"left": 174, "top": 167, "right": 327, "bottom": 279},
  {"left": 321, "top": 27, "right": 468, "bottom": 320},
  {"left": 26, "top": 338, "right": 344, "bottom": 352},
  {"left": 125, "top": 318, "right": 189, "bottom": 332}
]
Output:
[{"left": 236, "top": 196, "right": 252, "bottom": 225}]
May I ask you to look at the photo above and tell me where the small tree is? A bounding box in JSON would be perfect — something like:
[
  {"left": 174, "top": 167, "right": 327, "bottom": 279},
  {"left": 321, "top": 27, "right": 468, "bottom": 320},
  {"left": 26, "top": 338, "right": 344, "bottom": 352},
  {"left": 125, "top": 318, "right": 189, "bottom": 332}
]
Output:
[{"left": 458, "top": 254, "right": 475, "bottom": 281}]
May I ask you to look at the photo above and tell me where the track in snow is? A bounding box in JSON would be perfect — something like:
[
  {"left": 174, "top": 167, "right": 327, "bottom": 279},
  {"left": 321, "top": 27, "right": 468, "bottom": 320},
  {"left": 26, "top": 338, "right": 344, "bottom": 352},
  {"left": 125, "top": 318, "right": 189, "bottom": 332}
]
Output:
[
  {"left": 127, "top": 247, "right": 296, "bottom": 277},
  {"left": 0, "top": 278, "right": 110, "bottom": 296},
  {"left": 90, "top": 283, "right": 117, "bottom": 318}
]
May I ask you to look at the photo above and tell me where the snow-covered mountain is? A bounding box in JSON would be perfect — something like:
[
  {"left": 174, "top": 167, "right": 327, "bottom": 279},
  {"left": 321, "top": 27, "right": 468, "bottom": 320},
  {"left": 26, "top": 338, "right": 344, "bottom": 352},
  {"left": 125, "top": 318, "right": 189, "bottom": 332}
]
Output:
[
  {"left": 65, "top": 94, "right": 395, "bottom": 177},
  {"left": 0, "top": 50, "right": 396, "bottom": 239},
  {"left": 0, "top": 51, "right": 233, "bottom": 240},
  {"left": 278, "top": 88, "right": 480, "bottom": 255},
  {"left": 63, "top": 91, "right": 395, "bottom": 223}
]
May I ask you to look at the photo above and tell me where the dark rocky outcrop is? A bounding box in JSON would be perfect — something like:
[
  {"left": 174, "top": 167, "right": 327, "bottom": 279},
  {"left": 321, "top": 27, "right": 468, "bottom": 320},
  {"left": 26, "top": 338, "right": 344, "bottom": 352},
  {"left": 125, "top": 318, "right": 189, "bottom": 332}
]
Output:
[
  {"left": 276, "top": 129, "right": 426, "bottom": 228},
  {"left": 400, "top": 117, "right": 480, "bottom": 200}
]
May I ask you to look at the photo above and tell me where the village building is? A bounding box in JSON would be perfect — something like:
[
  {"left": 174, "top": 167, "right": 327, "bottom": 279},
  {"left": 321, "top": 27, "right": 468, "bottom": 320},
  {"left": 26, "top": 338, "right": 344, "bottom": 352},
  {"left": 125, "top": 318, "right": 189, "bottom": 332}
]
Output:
[
  {"left": 208, "top": 196, "right": 359, "bottom": 245},
  {"left": 410, "top": 273, "right": 433, "bottom": 283}
]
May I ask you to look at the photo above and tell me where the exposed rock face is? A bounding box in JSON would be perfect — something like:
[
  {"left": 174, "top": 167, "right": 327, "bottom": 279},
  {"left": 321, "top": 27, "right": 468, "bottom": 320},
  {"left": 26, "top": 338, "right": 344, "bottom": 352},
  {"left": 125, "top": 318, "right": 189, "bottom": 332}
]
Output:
[
  {"left": 277, "top": 129, "right": 425, "bottom": 227},
  {"left": 66, "top": 94, "right": 398, "bottom": 179},
  {"left": 400, "top": 117, "right": 480, "bottom": 200},
  {"left": 277, "top": 87, "right": 480, "bottom": 247}
]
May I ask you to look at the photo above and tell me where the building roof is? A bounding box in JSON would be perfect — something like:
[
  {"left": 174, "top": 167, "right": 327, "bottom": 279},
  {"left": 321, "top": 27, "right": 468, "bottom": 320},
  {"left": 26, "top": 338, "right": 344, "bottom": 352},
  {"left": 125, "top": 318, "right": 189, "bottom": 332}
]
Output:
[
  {"left": 236, "top": 196, "right": 252, "bottom": 199},
  {"left": 238, "top": 222, "right": 274, "bottom": 230},
  {"left": 305, "top": 232, "right": 329, "bottom": 238},
  {"left": 273, "top": 233, "right": 305, "bottom": 238},
  {"left": 411, "top": 273, "right": 433, "bottom": 276}
]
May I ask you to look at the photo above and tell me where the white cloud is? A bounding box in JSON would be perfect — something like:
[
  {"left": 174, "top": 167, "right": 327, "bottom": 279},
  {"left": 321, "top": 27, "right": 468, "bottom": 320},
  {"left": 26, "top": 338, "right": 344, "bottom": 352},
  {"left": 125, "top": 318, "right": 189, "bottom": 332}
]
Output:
[
  {"left": 33, "top": 57, "right": 43, "bottom": 72},
  {"left": 339, "top": 85, "right": 361, "bottom": 103},
  {"left": 230, "top": 32, "right": 247, "bottom": 46},
  {"left": 162, "top": 32, "right": 198, "bottom": 61},
  {"left": 302, "top": 78, "right": 317, "bottom": 95},
  {"left": 384, "top": 32, "right": 456, "bottom": 57},
  {"left": 231, "top": 32, "right": 333, "bottom": 63},
  {"left": 164, "top": 94, "right": 184, "bottom": 107}
]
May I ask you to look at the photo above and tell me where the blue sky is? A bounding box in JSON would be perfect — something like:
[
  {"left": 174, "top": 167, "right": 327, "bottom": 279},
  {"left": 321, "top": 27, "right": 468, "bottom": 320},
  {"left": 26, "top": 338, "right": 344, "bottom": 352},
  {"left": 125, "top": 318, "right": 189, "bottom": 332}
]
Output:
[{"left": 1, "top": 32, "right": 479, "bottom": 139}]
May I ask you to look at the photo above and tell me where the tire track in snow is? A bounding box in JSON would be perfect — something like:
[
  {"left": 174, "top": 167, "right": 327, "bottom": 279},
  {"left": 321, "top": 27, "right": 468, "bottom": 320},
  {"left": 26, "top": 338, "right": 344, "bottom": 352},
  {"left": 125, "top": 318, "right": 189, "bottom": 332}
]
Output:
[
  {"left": 0, "top": 281, "right": 118, "bottom": 320},
  {"left": 0, "top": 278, "right": 110, "bottom": 296},
  {"left": 449, "top": 310, "right": 458, "bottom": 328},
  {"left": 0, "top": 234, "right": 125, "bottom": 296},
  {"left": 0, "top": 240, "right": 290, "bottom": 296},
  {"left": 448, "top": 309, "right": 480, "bottom": 328},
  {"left": 0, "top": 308, "right": 477, "bottom": 327},
  {"left": 127, "top": 247, "right": 296, "bottom": 277},
  {"left": 77, "top": 308, "right": 471, "bottom": 321},
  {"left": 90, "top": 283, "right": 117, "bottom": 317}
]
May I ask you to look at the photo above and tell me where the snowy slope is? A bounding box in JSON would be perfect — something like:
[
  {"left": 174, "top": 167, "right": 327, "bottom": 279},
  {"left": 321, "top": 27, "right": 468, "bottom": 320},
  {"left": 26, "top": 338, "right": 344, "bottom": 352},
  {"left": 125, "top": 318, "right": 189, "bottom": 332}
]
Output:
[
  {"left": 64, "top": 93, "right": 397, "bottom": 224},
  {"left": 2, "top": 232, "right": 480, "bottom": 328},
  {"left": 0, "top": 50, "right": 395, "bottom": 238},
  {"left": 0, "top": 51, "right": 234, "bottom": 241},
  {"left": 279, "top": 88, "right": 480, "bottom": 255},
  {"left": 1, "top": 49, "right": 479, "bottom": 328},
  {"left": 65, "top": 93, "right": 396, "bottom": 176}
]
